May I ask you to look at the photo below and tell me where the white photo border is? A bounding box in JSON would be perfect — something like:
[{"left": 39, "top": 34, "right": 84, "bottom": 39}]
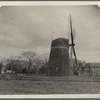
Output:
[{"left": 0, "top": 1, "right": 100, "bottom": 98}]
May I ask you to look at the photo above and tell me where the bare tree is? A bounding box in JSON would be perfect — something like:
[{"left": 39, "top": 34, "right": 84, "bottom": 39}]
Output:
[
  {"left": 21, "top": 51, "right": 37, "bottom": 74},
  {"left": 41, "top": 53, "right": 49, "bottom": 67},
  {"left": 1, "top": 56, "right": 22, "bottom": 65},
  {"left": 40, "top": 53, "right": 49, "bottom": 75}
]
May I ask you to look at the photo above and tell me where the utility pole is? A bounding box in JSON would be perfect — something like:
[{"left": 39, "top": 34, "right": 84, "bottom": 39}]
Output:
[
  {"left": 50, "top": 32, "right": 54, "bottom": 48},
  {"left": 51, "top": 32, "right": 54, "bottom": 42}
]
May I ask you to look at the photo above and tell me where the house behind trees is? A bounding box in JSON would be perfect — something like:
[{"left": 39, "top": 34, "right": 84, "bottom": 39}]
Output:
[{"left": 78, "top": 63, "right": 100, "bottom": 76}]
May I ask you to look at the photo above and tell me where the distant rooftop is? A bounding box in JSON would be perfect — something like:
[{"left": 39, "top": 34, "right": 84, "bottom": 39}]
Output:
[{"left": 79, "top": 62, "right": 100, "bottom": 67}]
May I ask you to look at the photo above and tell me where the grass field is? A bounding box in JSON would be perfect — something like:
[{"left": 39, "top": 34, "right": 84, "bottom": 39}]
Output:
[{"left": 0, "top": 78, "right": 100, "bottom": 94}]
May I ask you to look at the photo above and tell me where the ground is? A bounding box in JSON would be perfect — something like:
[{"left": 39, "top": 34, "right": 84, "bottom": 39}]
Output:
[{"left": 0, "top": 77, "right": 100, "bottom": 94}]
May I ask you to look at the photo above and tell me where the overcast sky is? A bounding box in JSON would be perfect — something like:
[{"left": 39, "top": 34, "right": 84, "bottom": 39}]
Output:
[{"left": 0, "top": 5, "right": 100, "bottom": 62}]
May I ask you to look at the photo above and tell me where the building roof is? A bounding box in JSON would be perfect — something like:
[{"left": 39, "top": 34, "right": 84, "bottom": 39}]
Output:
[
  {"left": 86, "top": 63, "right": 100, "bottom": 67},
  {"left": 79, "top": 62, "right": 100, "bottom": 67},
  {"left": 52, "top": 38, "right": 69, "bottom": 48}
]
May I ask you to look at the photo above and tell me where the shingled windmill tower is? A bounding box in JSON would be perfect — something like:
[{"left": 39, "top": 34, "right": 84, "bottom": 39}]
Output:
[
  {"left": 48, "top": 38, "right": 69, "bottom": 76},
  {"left": 48, "top": 14, "right": 78, "bottom": 76}
]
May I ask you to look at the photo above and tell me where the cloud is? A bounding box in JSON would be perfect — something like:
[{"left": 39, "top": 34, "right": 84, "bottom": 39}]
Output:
[{"left": 0, "top": 5, "right": 100, "bottom": 62}]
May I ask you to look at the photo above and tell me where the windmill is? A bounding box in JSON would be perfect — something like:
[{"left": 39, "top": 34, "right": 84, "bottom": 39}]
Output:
[
  {"left": 48, "top": 14, "right": 78, "bottom": 76},
  {"left": 69, "top": 14, "right": 79, "bottom": 75}
]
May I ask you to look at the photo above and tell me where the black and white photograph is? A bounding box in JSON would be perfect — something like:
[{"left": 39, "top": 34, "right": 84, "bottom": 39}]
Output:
[{"left": 0, "top": 4, "right": 100, "bottom": 95}]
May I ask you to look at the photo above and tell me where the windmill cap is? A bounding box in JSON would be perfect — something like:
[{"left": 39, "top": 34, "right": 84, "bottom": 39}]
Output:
[{"left": 52, "top": 38, "right": 69, "bottom": 47}]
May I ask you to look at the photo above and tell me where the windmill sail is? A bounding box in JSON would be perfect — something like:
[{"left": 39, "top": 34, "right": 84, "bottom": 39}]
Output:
[{"left": 69, "top": 14, "right": 78, "bottom": 74}]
